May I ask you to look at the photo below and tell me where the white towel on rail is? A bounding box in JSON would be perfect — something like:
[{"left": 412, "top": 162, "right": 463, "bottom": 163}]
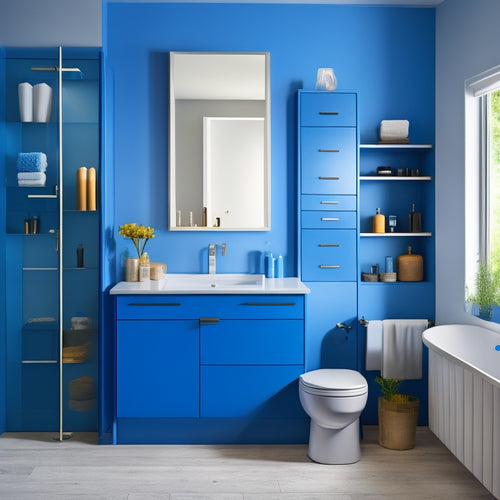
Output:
[
  {"left": 365, "top": 320, "right": 383, "bottom": 370},
  {"left": 382, "top": 319, "right": 428, "bottom": 379}
]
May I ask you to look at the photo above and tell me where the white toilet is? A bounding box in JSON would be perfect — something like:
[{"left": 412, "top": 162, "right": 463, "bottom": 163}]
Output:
[{"left": 299, "top": 369, "right": 368, "bottom": 464}]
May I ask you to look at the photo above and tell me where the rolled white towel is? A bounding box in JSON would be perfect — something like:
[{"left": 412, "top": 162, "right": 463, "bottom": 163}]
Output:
[{"left": 380, "top": 120, "right": 409, "bottom": 141}]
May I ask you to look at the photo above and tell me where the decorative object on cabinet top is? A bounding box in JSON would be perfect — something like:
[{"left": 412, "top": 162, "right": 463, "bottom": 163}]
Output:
[
  {"left": 119, "top": 223, "right": 155, "bottom": 259},
  {"left": 315, "top": 68, "right": 337, "bottom": 91}
]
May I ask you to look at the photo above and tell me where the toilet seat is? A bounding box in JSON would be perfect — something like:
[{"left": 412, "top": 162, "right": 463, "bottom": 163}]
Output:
[{"left": 300, "top": 369, "right": 368, "bottom": 397}]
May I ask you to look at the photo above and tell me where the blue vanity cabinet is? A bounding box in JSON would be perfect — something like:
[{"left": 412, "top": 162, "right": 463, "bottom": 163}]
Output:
[
  {"left": 298, "top": 90, "right": 358, "bottom": 371},
  {"left": 114, "top": 293, "right": 307, "bottom": 443}
]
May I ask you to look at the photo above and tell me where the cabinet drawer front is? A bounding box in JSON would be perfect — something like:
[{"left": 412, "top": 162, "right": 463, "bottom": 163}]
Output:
[
  {"left": 300, "top": 93, "right": 356, "bottom": 127},
  {"left": 301, "top": 211, "right": 356, "bottom": 229},
  {"left": 301, "top": 229, "right": 357, "bottom": 281},
  {"left": 301, "top": 194, "right": 356, "bottom": 212},
  {"left": 301, "top": 127, "right": 356, "bottom": 194},
  {"left": 116, "top": 320, "right": 199, "bottom": 418},
  {"left": 201, "top": 365, "right": 305, "bottom": 418},
  {"left": 116, "top": 295, "right": 304, "bottom": 320},
  {"left": 201, "top": 320, "right": 304, "bottom": 365}
]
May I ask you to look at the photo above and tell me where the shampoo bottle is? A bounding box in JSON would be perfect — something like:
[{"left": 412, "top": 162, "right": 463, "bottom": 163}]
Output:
[{"left": 372, "top": 208, "right": 385, "bottom": 233}]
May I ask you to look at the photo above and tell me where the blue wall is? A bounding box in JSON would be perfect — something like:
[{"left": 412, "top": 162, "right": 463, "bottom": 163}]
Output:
[{"left": 106, "top": 3, "right": 435, "bottom": 277}]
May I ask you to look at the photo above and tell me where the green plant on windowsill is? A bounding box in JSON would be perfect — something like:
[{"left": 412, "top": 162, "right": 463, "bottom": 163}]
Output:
[{"left": 467, "top": 262, "right": 500, "bottom": 321}]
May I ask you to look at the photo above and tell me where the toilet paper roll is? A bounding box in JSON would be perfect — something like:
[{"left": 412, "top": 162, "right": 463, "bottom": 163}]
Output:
[
  {"left": 18, "top": 83, "right": 33, "bottom": 122},
  {"left": 87, "top": 167, "right": 96, "bottom": 211},
  {"left": 77, "top": 167, "right": 88, "bottom": 210},
  {"left": 33, "top": 83, "right": 52, "bottom": 122}
]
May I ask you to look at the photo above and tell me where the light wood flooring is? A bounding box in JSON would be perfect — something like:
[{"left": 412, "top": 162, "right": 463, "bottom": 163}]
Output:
[{"left": 0, "top": 426, "right": 495, "bottom": 499}]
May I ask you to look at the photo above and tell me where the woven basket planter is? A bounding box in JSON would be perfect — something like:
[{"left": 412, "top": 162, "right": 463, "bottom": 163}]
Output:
[{"left": 378, "top": 396, "right": 419, "bottom": 450}]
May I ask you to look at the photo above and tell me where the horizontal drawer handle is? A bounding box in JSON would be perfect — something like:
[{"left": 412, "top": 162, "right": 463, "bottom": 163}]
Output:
[
  {"left": 319, "top": 243, "right": 340, "bottom": 247},
  {"left": 318, "top": 148, "right": 340, "bottom": 153},
  {"left": 319, "top": 111, "right": 339, "bottom": 115},
  {"left": 321, "top": 217, "right": 340, "bottom": 221},
  {"left": 319, "top": 176, "right": 340, "bottom": 180},
  {"left": 200, "top": 317, "right": 220, "bottom": 324},
  {"left": 320, "top": 265, "right": 341, "bottom": 269},
  {"left": 320, "top": 200, "right": 339, "bottom": 205},
  {"left": 128, "top": 302, "right": 181, "bottom": 306},
  {"left": 243, "top": 302, "right": 296, "bottom": 306}
]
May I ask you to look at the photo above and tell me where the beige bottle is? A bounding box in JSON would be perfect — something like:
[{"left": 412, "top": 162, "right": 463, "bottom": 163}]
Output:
[{"left": 372, "top": 208, "right": 385, "bottom": 233}]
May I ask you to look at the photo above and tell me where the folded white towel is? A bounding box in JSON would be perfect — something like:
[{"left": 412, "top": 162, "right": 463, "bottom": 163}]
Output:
[
  {"left": 17, "top": 172, "right": 46, "bottom": 181},
  {"left": 18, "top": 173, "right": 46, "bottom": 186},
  {"left": 365, "top": 320, "right": 383, "bottom": 370},
  {"left": 380, "top": 120, "right": 409, "bottom": 141},
  {"left": 382, "top": 319, "right": 428, "bottom": 380}
]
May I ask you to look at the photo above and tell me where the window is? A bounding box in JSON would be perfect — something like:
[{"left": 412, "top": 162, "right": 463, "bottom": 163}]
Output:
[{"left": 465, "top": 66, "right": 500, "bottom": 317}]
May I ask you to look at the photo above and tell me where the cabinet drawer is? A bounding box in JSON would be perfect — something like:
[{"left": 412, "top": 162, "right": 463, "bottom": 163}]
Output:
[
  {"left": 301, "top": 194, "right": 356, "bottom": 211},
  {"left": 300, "top": 93, "right": 356, "bottom": 127},
  {"left": 301, "top": 211, "right": 356, "bottom": 229},
  {"left": 301, "top": 229, "right": 357, "bottom": 281},
  {"left": 201, "top": 365, "right": 305, "bottom": 418},
  {"left": 116, "top": 294, "right": 305, "bottom": 320},
  {"left": 201, "top": 320, "right": 304, "bottom": 365},
  {"left": 301, "top": 127, "right": 356, "bottom": 194}
]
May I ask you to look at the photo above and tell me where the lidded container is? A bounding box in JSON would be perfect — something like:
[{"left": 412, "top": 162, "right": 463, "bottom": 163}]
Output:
[{"left": 397, "top": 246, "right": 423, "bottom": 282}]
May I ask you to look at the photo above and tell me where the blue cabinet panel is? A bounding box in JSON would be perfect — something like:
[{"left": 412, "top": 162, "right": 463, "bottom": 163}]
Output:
[
  {"left": 201, "top": 320, "right": 304, "bottom": 365},
  {"left": 300, "top": 93, "right": 357, "bottom": 127},
  {"left": 304, "top": 282, "right": 358, "bottom": 371},
  {"left": 301, "top": 127, "right": 357, "bottom": 194},
  {"left": 301, "top": 210, "right": 356, "bottom": 229},
  {"left": 301, "top": 194, "right": 356, "bottom": 212},
  {"left": 301, "top": 229, "right": 357, "bottom": 282},
  {"left": 201, "top": 365, "right": 305, "bottom": 418},
  {"left": 116, "top": 319, "right": 199, "bottom": 418},
  {"left": 117, "top": 294, "right": 304, "bottom": 320}
]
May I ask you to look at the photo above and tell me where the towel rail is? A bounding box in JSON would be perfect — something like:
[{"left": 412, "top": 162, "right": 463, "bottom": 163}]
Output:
[{"left": 359, "top": 316, "right": 435, "bottom": 328}]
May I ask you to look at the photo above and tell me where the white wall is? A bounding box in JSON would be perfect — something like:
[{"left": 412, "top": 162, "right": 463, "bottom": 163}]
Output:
[
  {"left": 435, "top": 0, "right": 500, "bottom": 329},
  {"left": 0, "top": 0, "right": 101, "bottom": 47}
]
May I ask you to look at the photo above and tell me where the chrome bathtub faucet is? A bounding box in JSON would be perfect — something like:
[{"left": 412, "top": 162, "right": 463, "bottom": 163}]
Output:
[{"left": 208, "top": 243, "right": 226, "bottom": 274}]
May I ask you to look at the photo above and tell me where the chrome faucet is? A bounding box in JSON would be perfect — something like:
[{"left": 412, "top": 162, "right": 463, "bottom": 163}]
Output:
[{"left": 208, "top": 243, "right": 226, "bottom": 274}]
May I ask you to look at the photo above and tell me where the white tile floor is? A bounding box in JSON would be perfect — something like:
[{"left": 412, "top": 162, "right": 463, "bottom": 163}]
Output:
[{"left": 0, "top": 427, "right": 495, "bottom": 499}]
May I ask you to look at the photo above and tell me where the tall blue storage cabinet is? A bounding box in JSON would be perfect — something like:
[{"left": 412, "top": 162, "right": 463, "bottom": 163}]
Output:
[
  {"left": 2, "top": 48, "right": 101, "bottom": 435},
  {"left": 298, "top": 91, "right": 359, "bottom": 372}
]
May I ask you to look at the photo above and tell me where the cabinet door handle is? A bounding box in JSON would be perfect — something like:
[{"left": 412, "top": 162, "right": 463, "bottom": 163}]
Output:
[
  {"left": 319, "top": 243, "right": 340, "bottom": 247},
  {"left": 321, "top": 217, "right": 340, "bottom": 221},
  {"left": 319, "top": 111, "right": 339, "bottom": 115},
  {"left": 200, "top": 317, "right": 220, "bottom": 324},
  {"left": 243, "top": 302, "right": 296, "bottom": 306},
  {"left": 318, "top": 148, "right": 340, "bottom": 153},
  {"left": 320, "top": 200, "right": 339, "bottom": 205},
  {"left": 320, "top": 265, "right": 341, "bottom": 269},
  {"left": 127, "top": 302, "right": 181, "bottom": 306},
  {"left": 319, "top": 176, "right": 340, "bottom": 180}
]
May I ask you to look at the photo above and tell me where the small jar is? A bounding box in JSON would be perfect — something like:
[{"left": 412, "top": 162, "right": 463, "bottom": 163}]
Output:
[{"left": 139, "top": 252, "right": 150, "bottom": 282}]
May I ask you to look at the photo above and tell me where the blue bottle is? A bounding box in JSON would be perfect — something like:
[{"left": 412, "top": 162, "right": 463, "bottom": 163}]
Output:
[
  {"left": 265, "top": 252, "right": 275, "bottom": 278},
  {"left": 275, "top": 255, "right": 284, "bottom": 278}
]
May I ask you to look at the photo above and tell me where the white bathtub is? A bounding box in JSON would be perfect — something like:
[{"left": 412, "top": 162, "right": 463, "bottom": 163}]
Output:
[{"left": 423, "top": 324, "right": 500, "bottom": 499}]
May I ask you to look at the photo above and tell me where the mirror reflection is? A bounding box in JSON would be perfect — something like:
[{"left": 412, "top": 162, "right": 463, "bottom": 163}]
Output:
[{"left": 169, "top": 52, "right": 270, "bottom": 231}]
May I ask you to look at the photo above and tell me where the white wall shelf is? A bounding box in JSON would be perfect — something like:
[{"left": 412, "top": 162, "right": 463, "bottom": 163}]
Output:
[
  {"left": 360, "top": 232, "right": 432, "bottom": 237},
  {"left": 360, "top": 144, "right": 433, "bottom": 149},
  {"left": 360, "top": 176, "right": 432, "bottom": 181}
]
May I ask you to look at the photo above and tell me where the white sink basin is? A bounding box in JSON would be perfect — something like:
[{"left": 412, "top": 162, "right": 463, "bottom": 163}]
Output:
[{"left": 163, "top": 273, "right": 265, "bottom": 290}]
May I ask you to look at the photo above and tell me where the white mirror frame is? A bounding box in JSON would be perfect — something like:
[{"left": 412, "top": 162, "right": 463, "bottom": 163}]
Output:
[{"left": 168, "top": 52, "right": 271, "bottom": 231}]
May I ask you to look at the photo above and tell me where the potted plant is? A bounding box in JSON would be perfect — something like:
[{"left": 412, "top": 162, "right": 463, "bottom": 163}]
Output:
[
  {"left": 375, "top": 376, "right": 419, "bottom": 450},
  {"left": 467, "top": 262, "right": 500, "bottom": 321}
]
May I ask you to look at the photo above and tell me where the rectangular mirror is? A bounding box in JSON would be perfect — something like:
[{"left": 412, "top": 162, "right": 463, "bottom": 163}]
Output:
[{"left": 169, "top": 52, "right": 270, "bottom": 231}]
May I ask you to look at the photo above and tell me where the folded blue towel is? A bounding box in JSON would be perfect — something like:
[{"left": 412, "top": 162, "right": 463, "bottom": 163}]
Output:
[{"left": 16, "top": 152, "right": 47, "bottom": 172}]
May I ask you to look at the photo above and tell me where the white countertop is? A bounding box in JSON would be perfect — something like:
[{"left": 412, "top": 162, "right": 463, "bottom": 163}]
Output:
[{"left": 110, "top": 275, "right": 310, "bottom": 295}]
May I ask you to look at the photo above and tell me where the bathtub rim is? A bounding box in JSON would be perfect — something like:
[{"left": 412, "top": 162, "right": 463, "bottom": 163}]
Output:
[{"left": 423, "top": 324, "right": 500, "bottom": 389}]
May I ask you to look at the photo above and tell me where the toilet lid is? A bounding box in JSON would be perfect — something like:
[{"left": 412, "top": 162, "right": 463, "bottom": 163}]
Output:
[{"left": 300, "top": 369, "right": 368, "bottom": 397}]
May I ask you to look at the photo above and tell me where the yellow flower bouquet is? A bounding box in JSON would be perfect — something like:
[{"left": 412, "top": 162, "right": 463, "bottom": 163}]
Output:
[{"left": 119, "top": 223, "right": 155, "bottom": 259}]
